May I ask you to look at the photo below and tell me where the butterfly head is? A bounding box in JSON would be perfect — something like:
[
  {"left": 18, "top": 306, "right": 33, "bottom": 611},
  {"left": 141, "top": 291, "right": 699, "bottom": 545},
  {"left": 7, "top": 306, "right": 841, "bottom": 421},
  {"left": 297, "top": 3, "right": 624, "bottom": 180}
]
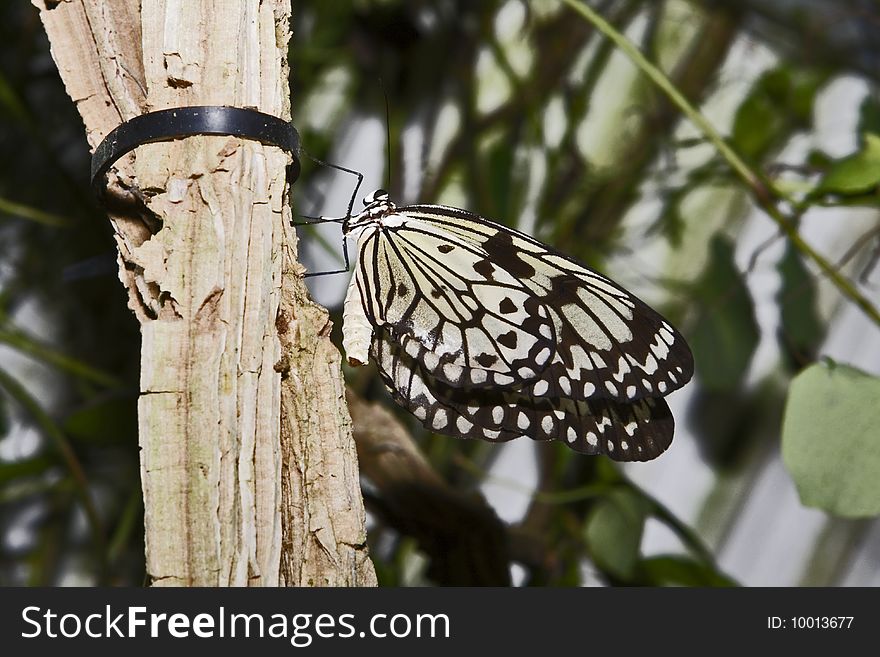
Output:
[{"left": 343, "top": 188, "right": 397, "bottom": 235}]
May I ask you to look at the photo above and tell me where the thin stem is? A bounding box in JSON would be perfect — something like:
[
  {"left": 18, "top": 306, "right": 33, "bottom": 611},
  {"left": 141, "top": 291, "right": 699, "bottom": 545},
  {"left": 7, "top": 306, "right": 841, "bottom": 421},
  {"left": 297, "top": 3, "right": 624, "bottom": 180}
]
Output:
[
  {"left": 0, "top": 195, "right": 71, "bottom": 227},
  {"left": 559, "top": 0, "right": 880, "bottom": 328}
]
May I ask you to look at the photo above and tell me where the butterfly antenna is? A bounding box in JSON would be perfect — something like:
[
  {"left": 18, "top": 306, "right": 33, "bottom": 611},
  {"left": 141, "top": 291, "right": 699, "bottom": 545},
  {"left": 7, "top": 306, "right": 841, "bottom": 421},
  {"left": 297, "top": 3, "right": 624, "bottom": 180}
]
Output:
[
  {"left": 379, "top": 77, "right": 392, "bottom": 193},
  {"left": 297, "top": 146, "right": 364, "bottom": 277}
]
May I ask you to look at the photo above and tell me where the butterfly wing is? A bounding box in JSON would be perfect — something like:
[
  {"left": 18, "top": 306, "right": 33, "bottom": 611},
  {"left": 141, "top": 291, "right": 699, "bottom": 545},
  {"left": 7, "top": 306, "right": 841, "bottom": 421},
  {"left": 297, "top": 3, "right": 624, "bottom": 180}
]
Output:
[
  {"left": 399, "top": 205, "right": 694, "bottom": 402},
  {"left": 350, "top": 218, "right": 558, "bottom": 386},
  {"left": 342, "top": 198, "right": 692, "bottom": 461},
  {"left": 371, "top": 327, "right": 674, "bottom": 461}
]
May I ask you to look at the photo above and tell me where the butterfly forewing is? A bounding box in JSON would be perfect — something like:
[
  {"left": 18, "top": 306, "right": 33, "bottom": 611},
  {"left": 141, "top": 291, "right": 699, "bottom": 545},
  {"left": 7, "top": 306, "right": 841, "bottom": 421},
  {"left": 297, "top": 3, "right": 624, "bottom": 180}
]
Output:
[
  {"left": 354, "top": 215, "right": 558, "bottom": 387},
  {"left": 400, "top": 206, "right": 694, "bottom": 401}
]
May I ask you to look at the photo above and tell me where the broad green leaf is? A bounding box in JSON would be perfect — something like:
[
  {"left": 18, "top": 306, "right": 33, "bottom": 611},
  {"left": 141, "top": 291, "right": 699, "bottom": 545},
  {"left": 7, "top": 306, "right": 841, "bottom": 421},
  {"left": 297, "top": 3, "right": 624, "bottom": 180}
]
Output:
[
  {"left": 689, "top": 236, "right": 759, "bottom": 390},
  {"left": 814, "top": 133, "right": 880, "bottom": 197},
  {"left": 776, "top": 244, "right": 824, "bottom": 369},
  {"left": 584, "top": 487, "right": 651, "bottom": 580},
  {"left": 639, "top": 555, "right": 738, "bottom": 587},
  {"left": 782, "top": 362, "right": 880, "bottom": 518},
  {"left": 731, "top": 67, "right": 825, "bottom": 162}
]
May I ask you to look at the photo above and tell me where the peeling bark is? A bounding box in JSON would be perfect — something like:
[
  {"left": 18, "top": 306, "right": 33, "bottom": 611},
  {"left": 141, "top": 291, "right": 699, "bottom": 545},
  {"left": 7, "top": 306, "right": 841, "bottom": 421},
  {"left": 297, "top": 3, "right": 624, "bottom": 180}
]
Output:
[{"left": 33, "top": 0, "right": 375, "bottom": 587}]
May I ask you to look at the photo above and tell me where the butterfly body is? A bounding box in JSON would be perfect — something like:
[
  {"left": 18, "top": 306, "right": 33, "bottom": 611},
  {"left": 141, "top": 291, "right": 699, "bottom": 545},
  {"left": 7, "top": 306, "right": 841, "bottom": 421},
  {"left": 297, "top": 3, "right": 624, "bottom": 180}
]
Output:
[{"left": 339, "top": 190, "right": 693, "bottom": 461}]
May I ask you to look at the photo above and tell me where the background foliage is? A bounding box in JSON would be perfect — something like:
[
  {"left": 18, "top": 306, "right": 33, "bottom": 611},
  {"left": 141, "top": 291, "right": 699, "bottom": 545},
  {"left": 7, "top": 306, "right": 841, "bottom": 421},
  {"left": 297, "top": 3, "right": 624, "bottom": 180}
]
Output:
[{"left": 1, "top": 0, "right": 878, "bottom": 586}]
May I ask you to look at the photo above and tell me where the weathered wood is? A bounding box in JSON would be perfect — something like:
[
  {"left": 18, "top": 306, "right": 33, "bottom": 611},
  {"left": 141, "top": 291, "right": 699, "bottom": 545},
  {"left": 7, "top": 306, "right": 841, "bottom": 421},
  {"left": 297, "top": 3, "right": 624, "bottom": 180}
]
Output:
[{"left": 32, "top": 0, "right": 375, "bottom": 586}]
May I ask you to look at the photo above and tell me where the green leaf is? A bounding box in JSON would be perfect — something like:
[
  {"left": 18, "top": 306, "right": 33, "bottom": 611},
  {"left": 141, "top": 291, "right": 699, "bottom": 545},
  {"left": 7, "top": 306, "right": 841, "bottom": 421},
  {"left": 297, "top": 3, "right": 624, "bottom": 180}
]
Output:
[
  {"left": 814, "top": 133, "right": 880, "bottom": 197},
  {"left": 584, "top": 487, "right": 651, "bottom": 580},
  {"left": 731, "top": 67, "right": 825, "bottom": 162},
  {"left": 776, "top": 244, "right": 824, "bottom": 369},
  {"left": 639, "top": 555, "right": 738, "bottom": 587},
  {"left": 782, "top": 362, "right": 880, "bottom": 518},
  {"left": 689, "top": 236, "right": 759, "bottom": 390}
]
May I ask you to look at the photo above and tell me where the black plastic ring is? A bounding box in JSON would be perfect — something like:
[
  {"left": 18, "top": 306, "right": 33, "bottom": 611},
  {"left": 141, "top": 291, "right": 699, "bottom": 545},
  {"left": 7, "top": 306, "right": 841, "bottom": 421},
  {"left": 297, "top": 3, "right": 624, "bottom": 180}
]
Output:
[{"left": 90, "top": 106, "right": 301, "bottom": 197}]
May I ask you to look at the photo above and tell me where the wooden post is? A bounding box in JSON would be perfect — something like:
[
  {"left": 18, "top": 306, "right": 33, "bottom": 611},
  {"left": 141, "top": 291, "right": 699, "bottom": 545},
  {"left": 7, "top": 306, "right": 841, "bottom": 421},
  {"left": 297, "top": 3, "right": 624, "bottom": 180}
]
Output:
[{"left": 33, "top": 0, "right": 375, "bottom": 587}]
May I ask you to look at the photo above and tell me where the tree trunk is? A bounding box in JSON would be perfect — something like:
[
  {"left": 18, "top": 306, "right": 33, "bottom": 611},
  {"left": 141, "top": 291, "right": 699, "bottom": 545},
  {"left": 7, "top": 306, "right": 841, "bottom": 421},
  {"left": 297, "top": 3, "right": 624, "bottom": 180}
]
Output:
[{"left": 33, "top": 0, "right": 375, "bottom": 587}]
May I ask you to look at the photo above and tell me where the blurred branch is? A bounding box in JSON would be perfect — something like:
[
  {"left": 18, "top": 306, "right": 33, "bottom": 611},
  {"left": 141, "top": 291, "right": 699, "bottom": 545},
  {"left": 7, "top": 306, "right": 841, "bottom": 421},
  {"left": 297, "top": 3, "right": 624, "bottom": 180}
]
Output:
[
  {"left": 347, "top": 389, "right": 511, "bottom": 585},
  {"left": 561, "top": 0, "right": 880, "bottom": 328},
  {"left": 553, "top": 1, "right": 740, "bottom": 252},
  {"left": 0, "top": 366, "right": 106, "bottom": 578},
  {"left": 0, "top": 322, "right": 121, "bottom": 388},
  {"left": 699, "top": 0, "right": 880, "bottom": 83},
  {"left": 421, "top": 7, "right": 595, "bottom": 200},
  {"left": 0, "top": 195, "right": 71, "bottom": 227}
]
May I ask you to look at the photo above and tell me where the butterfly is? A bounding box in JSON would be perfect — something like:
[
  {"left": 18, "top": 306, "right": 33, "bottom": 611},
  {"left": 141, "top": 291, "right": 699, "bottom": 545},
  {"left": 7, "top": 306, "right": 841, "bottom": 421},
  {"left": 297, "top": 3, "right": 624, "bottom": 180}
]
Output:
[{"left": 336, "top": 189, "right": 693, "bottom": 461}]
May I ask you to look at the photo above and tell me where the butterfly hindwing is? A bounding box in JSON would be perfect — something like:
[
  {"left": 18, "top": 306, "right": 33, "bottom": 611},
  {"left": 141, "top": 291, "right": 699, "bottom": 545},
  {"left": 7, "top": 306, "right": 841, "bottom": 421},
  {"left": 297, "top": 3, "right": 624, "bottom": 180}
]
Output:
[{"left": 372, "top": 328, "right": 675, "bottom": 462}]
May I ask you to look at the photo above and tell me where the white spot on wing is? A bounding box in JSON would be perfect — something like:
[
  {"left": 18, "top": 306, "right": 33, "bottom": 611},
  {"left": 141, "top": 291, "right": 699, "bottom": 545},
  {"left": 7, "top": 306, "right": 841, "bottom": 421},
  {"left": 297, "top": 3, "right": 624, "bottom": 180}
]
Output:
[
  {"left": 422, "top": 350, "right": 439, "bottom": 371},
  {"left": 533, "top": 380, "right": 549, "bottom": 396},
  {"left": 456, "top": 416, "right": 473, "bottom": 433},
  {"left": 492, "top": 406, "right": 504, "bottom": 424}
]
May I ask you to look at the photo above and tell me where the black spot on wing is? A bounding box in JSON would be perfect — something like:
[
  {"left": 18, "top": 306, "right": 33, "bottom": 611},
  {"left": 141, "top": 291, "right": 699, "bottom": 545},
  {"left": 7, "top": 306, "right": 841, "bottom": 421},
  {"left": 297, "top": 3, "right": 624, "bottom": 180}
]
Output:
[
  {"left": 498, "top": 297, "right": 517, "bottom": 314},
  {"left": 473, "top": 258, "right": 495, "bottom": 280},
  {"left": 497, "top": 331, "right": 518, "bottom": 350},
  {"left": 482, "top": 230, "right": 536, "bottom": 279}
]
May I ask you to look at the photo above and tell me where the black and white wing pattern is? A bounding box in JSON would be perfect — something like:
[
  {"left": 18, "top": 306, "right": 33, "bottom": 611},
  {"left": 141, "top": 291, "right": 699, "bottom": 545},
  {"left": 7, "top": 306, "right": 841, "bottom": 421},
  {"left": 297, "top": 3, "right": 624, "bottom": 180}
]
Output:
[{"left": 340, "top": 190, "right": 693, "bottom": 462}]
